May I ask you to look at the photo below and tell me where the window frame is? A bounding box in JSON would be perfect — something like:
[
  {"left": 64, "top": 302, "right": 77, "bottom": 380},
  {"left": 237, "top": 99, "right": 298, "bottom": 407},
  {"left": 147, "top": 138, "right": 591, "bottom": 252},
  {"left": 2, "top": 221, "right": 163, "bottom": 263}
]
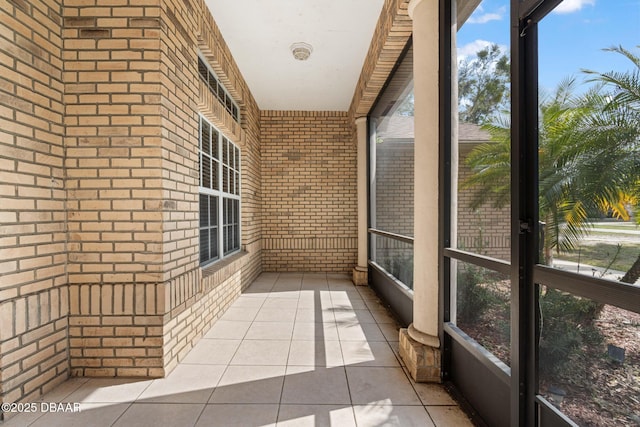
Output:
[
  {"left": 197, "top": 54, "right": 240, "bottom": 123},
  {"left": 199, "top": 115, "right": 241, "bottom": 267}
]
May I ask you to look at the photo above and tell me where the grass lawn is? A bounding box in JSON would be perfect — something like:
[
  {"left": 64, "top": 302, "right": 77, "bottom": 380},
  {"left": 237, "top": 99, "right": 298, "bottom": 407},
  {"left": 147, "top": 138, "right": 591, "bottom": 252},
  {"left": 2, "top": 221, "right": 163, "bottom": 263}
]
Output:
[
  {"left": 590, "top": 222, "right": 640, "bottom": 231},
  {"left": 559, "top": 242, "right": 640, "bottom": 272}
]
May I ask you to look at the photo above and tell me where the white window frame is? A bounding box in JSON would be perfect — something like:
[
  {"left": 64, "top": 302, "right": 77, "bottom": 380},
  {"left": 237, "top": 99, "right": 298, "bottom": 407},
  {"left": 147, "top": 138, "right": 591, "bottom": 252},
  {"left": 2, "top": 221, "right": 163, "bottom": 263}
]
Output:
[
  {"left": 197, "top": 53, "right": 240, "bottom": 123},
  {"left": 199, "top": 115, "right": 241, "bottom": 267}
]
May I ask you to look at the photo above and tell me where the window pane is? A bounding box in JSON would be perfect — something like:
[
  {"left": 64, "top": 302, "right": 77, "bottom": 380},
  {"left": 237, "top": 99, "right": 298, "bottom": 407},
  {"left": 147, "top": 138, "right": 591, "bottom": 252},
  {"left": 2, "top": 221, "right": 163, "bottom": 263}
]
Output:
[
  {"left": 202, "top": 155, "right": 211, "bottom": 189},
  {"left": 211, "top": 128, "right": 219, "bottom": 159},
  {"left": 199, "top": 194, "right": 208, "bottom": 227},
  {"left": 198, "top": 57, "right": 208, "bottom": 82},
  {"left": 369, "top": 45, "right": 414, "bottom": 239},
  {"left": 217, "top": 82, "right": 224, "bottom": 102},
  {"left": 222, "top": 138, "right": 229, "bottom": 165},
  {"left": 538, "top": 4, "right": 640, "bottom": 282},
  {"left": 209, "top": 195, "right": 217, "bottom": 228},
  {"left": 223, "top": 165, "right": 229, "bottom": 193},
  {"left": 455, "top": 0, "right": 511, "bottom": 262},
  {"left": 208, "top": 74, "right": 217, "bottom": 97},
  {"left": 201, "top": 120, "right": 210, "bottom": 156},
  {"left": 200, "top": 228, "right": 210, "bottom": 263},
  {"left": 371, "top": 234, "right": 413, "bottom": 290},
  {"left": 454, "top": 261, "right": 511, "bottom": 367},
  {"left": 537, "top": 285, "right": 639, "bottom": 426},
  {"left": 235, "top": 171, "right": 240, "bottom": 195}
]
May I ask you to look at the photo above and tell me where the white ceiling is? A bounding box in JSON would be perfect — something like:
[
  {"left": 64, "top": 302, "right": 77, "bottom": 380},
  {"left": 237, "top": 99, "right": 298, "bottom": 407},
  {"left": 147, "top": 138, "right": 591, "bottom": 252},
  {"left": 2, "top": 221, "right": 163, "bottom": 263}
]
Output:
[{"left": 205, "top": 0, "right": 386, "bottom": 111}]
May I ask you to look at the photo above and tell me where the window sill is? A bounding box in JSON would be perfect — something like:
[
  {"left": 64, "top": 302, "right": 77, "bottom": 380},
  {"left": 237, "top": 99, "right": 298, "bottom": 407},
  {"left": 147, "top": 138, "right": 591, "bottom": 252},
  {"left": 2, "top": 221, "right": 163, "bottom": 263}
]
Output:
[{"left": 201, "top": 250, "right": 249, "bottom": 280}]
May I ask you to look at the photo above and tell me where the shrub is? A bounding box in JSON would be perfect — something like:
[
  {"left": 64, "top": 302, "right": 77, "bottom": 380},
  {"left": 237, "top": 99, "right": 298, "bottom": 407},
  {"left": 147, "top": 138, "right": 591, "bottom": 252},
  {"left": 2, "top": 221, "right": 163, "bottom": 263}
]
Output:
[
  {"left": 539, "top": 288, "right": 603, "bottom": 377},
  {"left": 457, "top": 264, "right": 497, "bottom": 324}
]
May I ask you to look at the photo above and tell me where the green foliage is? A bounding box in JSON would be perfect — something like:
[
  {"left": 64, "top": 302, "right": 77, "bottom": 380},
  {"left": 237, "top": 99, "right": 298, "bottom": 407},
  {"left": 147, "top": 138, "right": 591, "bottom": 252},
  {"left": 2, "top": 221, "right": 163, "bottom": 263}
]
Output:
[
  {"left": 463, "top": 46, "right": 640, "bottom": 264},
  {"left": 458, "top": 43, "right": 510, "bottom": 125},
  {"left": 457, "top": 264, "right": 499, "bottom": 324},
  {"left": 539, "top": 288, "right": 603, "bottom": 377}
]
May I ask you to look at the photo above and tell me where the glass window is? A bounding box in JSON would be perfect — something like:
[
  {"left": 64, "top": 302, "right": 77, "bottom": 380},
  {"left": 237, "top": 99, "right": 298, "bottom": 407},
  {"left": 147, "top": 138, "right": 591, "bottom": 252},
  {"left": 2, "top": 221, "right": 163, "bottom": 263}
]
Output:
[
  {"left": 199, "top": 116, "right": 241, "bottom": 265},
  {"left": 197, "top": 54, "right": 240, "bottom": 123},
  {"left": 369, "top": 45, "right": 415, "bottom": 288}
]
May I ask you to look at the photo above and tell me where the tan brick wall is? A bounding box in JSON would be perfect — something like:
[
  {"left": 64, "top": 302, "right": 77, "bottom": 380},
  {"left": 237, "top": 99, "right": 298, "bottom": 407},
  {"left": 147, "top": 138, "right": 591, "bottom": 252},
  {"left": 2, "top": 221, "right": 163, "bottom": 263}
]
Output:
[
  {"left": 1, "top": 0, "right": 265, "bottom": 411},
  {"left": 0, "top": 0, "right": 69, "bottom": 412},
  {"left": 260, "top": 111, "right": 357, "bottom": 272},
  {"left": 374, "top": 143, "right": 414, "bottom": 236},
  {"left": 458, "top": 144, "right": 510, "bottom": 260}
]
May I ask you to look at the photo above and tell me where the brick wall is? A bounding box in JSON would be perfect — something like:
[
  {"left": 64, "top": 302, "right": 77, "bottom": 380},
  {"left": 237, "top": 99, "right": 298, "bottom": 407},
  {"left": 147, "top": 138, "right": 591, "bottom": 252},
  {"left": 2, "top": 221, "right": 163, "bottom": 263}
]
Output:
[
  {"left": 1, "top": 0, "right": 264, "bottom": 412},
  {"left": 261, "top": 111, "right": 357, "bottom": 272},
  {"left": 0, "top": 0, "right": 69, "bottom": 409},
  {"left": 458, "top": 144, "right": 510, "bottom": 260},
  {"left": 374, "top": 142, "right": 414, "bottom": 236}
]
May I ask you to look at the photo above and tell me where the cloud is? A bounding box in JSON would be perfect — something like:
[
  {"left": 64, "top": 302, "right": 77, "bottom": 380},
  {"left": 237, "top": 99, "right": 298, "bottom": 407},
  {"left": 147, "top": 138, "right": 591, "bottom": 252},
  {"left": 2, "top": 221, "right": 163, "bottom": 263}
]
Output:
[
  {"left": 457, "top": 40, "right": 495, "bottom": 60},
  {"left": 467, "top": 5, "right": 507, "bottom": 24},
  {"left": 553, "top": 0, "right": 596, "bottom": 14}
]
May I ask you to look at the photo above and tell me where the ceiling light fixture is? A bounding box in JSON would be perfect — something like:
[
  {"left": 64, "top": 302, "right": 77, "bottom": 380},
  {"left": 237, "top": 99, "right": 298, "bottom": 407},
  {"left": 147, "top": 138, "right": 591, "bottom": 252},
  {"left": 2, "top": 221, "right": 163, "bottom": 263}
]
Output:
[{"left": 290, "top": 42, "right": 313, "bottom": 61}]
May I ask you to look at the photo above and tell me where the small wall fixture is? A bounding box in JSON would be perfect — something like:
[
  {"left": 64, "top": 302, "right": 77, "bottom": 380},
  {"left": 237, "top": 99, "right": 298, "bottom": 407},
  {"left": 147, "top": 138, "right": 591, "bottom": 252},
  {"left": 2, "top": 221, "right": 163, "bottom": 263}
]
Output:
[{"left": 290, "top": 42, "right": 313, "bottom": 61}]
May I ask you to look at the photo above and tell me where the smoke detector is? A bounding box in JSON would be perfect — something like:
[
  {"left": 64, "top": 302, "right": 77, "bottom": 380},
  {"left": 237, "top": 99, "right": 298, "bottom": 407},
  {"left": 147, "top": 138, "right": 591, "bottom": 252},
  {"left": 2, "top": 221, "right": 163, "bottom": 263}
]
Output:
[{"left": 290, "top": 42, "right": 313, "bottom": 61}]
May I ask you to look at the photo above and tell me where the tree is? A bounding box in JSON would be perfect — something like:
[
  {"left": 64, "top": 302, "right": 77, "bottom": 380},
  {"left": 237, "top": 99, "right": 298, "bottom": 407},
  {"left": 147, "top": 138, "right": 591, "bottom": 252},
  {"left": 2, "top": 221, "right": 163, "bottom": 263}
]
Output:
[
  {"left": 584, "top": 45, "right": 640, "bottom": 284},
  {"left": 463, "top": 76, "right": 639, "bottom": 265},
  {"left": 458, "top": 44, "right": 510, "bottom": 125}
]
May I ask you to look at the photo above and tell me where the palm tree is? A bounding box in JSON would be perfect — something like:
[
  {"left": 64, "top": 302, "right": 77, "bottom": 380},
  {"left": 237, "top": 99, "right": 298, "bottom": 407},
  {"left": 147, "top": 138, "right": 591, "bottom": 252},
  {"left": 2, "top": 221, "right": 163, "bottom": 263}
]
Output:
[
  {"left": 583, "top": 45, "right": 640, "bottom": 283},
  {"left": 464, "top": 74, "right": 639, "bottom": 266}
]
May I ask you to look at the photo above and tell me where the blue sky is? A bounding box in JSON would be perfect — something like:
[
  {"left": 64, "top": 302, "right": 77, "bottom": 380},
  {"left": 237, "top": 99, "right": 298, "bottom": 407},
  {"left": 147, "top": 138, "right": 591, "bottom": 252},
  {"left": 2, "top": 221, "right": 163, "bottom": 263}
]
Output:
[{"left": 457, "top": 0, "right": 640, "bottom": 93}]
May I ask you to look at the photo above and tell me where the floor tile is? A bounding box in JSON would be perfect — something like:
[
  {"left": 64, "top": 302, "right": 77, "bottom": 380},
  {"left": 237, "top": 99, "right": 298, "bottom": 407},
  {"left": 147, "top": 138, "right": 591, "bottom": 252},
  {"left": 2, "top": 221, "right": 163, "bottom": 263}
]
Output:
[
  {"left": 336, "top": 322, "right": 386, "bottom": 342},
  {"left": 219, "top": 306, "right": 260, "bottom": 321},
  {"left": 65, "top": 378, "right": 152, "bottom": 403},
  {"left": 254, "top": 308, "right": 297, "bottom": 322},
  {"left": 277, "top": 404, "right": 357, "bottom": 427},
  {"left": 203, "top": 320, "right": 252, "bottom": 339},
  {"left": 288, "top": 340, "right": 344, "bottom": 367},
  {"left": 414, "top": 383, "right": 457, "bottom": 406},
  {"left": 334, "top": 309, "right": 376, "bottom": 324},
  {"left": 295, "top": 308, "right": 335, "bottom": 323},
  {"left": 112, "top": 403, "right": 204, "bottom": 427},
  {"left": 292, "top": 322, "right": 339, "bottom": 341},
  {"left": 346, "top": 367, "right": 422, "bottom": 405},
  {"left": 340, "top": 341, "right": 400, "bottom": 367},
  {"left": 369, "top": 308, "right": 398, "bottom": 324},
  {"left": 230, "top": 339, "right": 291, "bottom": 365},
  {"left": 28, "top": 403, "right": 131, "bottom": 427},
  {"left": 181, "top": 339, "right": 241, "bottom": 365},
  {"left": 232, "top": 296, "right": 267, "bottom": 307},
  {"left": 353, "top": 404, "right": 435, "bottom": 427},
  {"left": 281, "top": 366, "right": 351, "bottom": 405},
  {"left": 378, "top": 322, "right": 401, "bottom": 342},
  {"left": 245, "top": 321, "right": 294, "bottom": 340},
  {"left": 209, "top": 365, "right": 286, "bottom": 404},
  {"left": 39, "top": 377, "right": 90, "bottom": 402},
  {"left": 262, "top": 298, "right": 299, "bottom": 309},
  {"left": 137, "top": 364, "right": 225, "bottom": 403},
  {"left": 196, "top": 404, "right": 278, "bottom": 427},
  {"left": 426, "top": 405, "right": 474, "bottom": 426}
]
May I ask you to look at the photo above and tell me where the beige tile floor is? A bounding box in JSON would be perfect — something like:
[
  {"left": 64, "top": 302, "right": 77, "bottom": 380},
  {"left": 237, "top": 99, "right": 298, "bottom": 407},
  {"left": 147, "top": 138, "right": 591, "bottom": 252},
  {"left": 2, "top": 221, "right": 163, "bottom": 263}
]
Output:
[{"left": 2, "top": 273, "right": 474, "bottom": 427}]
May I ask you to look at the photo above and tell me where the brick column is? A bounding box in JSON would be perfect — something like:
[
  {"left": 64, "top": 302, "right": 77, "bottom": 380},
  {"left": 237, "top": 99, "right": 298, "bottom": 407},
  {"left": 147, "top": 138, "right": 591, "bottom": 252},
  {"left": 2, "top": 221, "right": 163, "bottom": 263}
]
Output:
[
  {"left": 353, "top": 116, "right": 368, "bottom": 285},
  {"left": 399, "top": 0, "right": 441, "bottom": 383}
]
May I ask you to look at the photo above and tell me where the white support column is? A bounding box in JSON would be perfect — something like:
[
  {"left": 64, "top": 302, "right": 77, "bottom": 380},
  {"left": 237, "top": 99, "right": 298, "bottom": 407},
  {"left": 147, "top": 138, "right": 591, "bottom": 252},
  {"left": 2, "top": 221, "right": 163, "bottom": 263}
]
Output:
[
  {"left": 399, "top": 0, "right": 442, "bottom": 383},
  {"left": 353, "top": 116, "right": 369, "bottom": 286}
]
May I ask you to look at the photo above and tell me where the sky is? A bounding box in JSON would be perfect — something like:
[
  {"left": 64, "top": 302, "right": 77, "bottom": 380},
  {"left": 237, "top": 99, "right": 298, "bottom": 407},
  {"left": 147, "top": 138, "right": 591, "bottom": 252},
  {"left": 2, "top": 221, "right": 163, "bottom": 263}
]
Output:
[{"left": 457, "top": 0, "right": 640, "bottom": 93}]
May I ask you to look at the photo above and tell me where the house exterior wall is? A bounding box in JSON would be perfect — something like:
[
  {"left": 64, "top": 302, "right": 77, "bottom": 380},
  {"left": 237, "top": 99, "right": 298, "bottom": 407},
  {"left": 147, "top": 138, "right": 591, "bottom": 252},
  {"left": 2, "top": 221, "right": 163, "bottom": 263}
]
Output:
[
  {"left": 260, "top": 111, "right": 357, "bottom": 272},
  {"left": 0, "top": 0, "right": 69, "bottom": 407},
  {"left": 457, "top": 144, "right": 510, "bottom": 261},
  {"left": 0, "top": 0, "right": 264, "bottom": 411}
]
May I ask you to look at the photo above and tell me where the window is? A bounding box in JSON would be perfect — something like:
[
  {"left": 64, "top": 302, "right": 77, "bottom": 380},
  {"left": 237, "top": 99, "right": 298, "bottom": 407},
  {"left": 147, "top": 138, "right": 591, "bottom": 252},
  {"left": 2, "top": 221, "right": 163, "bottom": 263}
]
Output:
[
  {"left": 199, "top": 116, "right": 241, "bottom": 265},
  {"left": 198, "top": 56, "right": 240, "bottom": 123}
]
